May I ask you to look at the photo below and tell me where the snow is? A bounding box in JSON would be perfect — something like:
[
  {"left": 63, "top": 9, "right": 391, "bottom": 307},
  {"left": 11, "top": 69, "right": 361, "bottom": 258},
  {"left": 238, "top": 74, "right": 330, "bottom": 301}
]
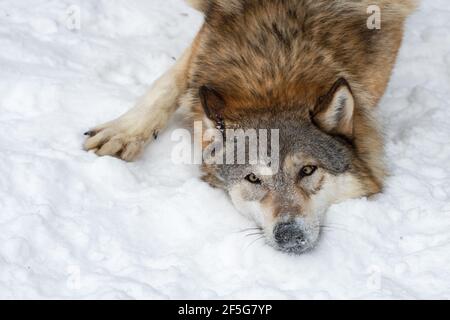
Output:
[{"left": 0, "top": 0, "right": 449, "bottom": 299}]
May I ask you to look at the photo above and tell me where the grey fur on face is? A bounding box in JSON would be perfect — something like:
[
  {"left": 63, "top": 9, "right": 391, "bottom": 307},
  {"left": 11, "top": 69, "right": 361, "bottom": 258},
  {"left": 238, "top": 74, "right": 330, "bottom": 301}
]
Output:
[{"left": 211, "top": 111, "right": 353, "bottom": 190}]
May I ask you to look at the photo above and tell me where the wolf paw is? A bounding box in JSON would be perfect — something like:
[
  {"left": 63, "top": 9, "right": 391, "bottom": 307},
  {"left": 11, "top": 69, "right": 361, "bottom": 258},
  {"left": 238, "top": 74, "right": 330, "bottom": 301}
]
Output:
[{"left": 83, "top": 119, "right": 158, "bottom": 162}]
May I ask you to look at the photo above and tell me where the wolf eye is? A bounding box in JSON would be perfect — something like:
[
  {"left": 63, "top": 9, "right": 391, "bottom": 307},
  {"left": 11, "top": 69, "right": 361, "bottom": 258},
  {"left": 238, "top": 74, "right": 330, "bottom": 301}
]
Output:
[
  {"left": 300, "top": 165, "right": 318, "bottom": 178},
  {"left": 245, "top": 173, "right": 262, "bottom": 184}
]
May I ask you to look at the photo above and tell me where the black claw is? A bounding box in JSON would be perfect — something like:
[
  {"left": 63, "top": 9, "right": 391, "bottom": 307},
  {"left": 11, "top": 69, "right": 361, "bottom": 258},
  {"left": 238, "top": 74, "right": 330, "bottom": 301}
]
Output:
[
  {"left": 84, "top": 131, "right": 95, "bottom": 137},
  {"left": 153, "top": 131, "right": 159, "bottom": 140}
]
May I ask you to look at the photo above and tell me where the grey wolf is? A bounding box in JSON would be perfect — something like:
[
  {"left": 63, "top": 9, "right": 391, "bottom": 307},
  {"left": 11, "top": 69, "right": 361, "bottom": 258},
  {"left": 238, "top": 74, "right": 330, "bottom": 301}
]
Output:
[{"left": 84, "top": 0, "right": 416, "bottom": 254}]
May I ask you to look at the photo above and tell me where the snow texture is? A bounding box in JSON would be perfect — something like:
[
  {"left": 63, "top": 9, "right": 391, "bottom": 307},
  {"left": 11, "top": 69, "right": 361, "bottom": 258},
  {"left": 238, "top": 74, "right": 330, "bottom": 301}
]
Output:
[{"left": 0, "top": 0, "right": 449, "bottom": 299}]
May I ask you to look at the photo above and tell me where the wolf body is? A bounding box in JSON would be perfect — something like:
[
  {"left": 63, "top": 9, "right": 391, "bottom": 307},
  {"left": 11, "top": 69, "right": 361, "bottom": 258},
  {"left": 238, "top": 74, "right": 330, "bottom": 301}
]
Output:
[{"left": 84, "top": 0, "right": 416, "bottom": 254}]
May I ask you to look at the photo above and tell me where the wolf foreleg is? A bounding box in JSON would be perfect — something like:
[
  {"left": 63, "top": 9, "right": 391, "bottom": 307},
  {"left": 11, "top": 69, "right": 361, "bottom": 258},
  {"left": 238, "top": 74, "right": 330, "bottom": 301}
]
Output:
[{"left": 83, "top": 44, "right": 193, "bottom": 161}]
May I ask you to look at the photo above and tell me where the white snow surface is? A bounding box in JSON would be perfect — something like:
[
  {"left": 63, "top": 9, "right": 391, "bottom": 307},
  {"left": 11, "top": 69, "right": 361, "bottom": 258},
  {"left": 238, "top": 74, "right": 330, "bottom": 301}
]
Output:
[{"left": 0, "top": 0, "right": 449, "bottom": 299}]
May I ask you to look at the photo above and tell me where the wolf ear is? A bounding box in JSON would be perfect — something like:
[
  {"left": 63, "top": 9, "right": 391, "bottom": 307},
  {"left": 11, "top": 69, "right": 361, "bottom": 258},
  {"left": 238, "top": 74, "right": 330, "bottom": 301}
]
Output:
[
  {"left": 313, "top": 78, "right": 355, "bottom": 138},
  {"left": 199, "top": 86, "right": 226, "bottom": 129}
]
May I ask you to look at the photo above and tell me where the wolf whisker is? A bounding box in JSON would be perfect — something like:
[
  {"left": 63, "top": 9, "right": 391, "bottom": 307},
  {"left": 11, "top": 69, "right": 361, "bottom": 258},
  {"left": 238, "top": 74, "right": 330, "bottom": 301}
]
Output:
[
  {"left": 320, "top": 224, "right": 350, "bottom": 233},
  {"left": 322, "top": 222, "right": 350, "bottom": 229},
  {"left": 245, "top": 236, "right": 265, "bottom": 251},
  {"left": 235, "top": 227, "right": 263, "bottom": 234},
  {"left": 245, "top": 232, "right": 264, "bottom": 238}
]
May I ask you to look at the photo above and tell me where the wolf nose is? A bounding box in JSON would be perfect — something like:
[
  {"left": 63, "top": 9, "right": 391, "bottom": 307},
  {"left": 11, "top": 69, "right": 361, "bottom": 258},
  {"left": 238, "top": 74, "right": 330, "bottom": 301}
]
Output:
[{"left": 274, "top": 222, "right": 308, "bottom": 252}]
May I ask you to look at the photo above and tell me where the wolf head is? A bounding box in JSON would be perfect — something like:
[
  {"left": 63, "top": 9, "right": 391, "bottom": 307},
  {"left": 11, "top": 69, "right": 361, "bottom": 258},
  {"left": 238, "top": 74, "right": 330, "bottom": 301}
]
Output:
[{"left": 198, "top": 78, "right": 381, "bottom": 254}]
